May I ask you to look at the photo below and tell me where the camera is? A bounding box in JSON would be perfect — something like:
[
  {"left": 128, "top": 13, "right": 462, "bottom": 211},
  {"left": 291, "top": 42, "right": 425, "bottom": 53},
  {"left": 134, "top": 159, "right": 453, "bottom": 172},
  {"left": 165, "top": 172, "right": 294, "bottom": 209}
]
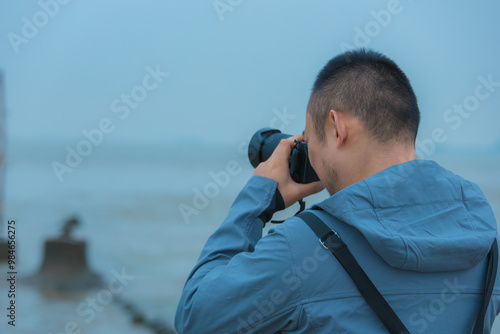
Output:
[{"left": 248, "top": 128, "right": 319, "bottom": 184}]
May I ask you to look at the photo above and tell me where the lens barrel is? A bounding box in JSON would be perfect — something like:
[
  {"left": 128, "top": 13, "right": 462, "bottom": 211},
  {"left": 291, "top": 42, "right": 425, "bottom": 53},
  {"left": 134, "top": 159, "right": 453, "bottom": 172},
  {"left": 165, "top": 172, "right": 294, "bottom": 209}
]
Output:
[{"left": 248, "top": 128, "right": 291, "bottom": 168}]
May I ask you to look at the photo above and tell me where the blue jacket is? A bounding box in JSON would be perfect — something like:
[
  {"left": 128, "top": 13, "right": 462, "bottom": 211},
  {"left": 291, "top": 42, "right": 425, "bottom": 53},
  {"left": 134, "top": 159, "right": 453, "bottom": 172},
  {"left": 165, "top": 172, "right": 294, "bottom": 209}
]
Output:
[{"left": 175, "top": 160, "right": 499, "bottom": 333}]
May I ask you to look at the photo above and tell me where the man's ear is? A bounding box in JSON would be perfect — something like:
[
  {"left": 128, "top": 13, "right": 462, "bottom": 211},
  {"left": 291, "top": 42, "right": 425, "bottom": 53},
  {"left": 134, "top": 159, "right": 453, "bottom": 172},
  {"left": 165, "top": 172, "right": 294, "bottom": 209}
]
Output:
[{"left": 329, "top": 110, "right": 347, "bottom": 148}]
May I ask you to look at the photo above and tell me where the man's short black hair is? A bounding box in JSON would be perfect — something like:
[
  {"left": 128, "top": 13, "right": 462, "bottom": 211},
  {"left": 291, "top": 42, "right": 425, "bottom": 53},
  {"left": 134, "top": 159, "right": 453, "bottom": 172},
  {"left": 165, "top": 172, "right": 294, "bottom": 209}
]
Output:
[{"left": 308, "top": 48, "right": 420, "bottom": 144}]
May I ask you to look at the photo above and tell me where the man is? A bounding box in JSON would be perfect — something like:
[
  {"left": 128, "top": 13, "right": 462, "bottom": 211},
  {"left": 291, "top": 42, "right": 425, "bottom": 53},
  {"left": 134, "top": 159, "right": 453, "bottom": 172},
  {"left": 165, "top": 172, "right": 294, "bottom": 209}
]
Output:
[{"left": 175, "top": 49, "right": 499, "bottom": 333}]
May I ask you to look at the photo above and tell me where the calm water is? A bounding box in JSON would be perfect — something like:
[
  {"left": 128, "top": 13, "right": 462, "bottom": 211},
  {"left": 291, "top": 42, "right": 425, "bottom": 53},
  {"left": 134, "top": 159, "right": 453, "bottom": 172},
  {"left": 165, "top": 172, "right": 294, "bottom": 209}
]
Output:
[{"left": 1, "top": 141, "right": 499, "bottom": 333}]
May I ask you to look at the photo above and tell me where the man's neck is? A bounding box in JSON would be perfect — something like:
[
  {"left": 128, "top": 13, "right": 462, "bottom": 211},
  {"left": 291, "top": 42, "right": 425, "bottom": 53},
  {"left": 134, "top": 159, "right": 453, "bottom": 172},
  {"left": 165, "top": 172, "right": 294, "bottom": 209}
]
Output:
[{"left": 334, "top": 143, "right": 417, "bottom": 194}]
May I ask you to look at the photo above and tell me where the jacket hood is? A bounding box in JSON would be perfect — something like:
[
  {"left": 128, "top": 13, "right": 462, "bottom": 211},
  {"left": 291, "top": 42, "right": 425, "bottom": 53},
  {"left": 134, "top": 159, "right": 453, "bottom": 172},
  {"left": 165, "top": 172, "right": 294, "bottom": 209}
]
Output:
[{"left": 314, "top": 159, "right": 497, "bottom": 272}]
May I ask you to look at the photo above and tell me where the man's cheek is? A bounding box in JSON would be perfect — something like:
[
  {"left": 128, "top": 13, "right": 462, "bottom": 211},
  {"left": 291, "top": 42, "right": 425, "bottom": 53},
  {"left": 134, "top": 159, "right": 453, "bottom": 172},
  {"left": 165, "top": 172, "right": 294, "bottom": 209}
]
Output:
[{"left": 308, "top": 147, "right": 320, "bottom": 176}]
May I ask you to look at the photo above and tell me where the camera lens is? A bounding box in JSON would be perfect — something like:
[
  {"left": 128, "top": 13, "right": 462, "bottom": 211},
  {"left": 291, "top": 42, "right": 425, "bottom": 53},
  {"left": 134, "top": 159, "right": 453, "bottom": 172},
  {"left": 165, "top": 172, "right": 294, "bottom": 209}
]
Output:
[{"left": 248, "top": 128, "right": 291, "bottom": 168}]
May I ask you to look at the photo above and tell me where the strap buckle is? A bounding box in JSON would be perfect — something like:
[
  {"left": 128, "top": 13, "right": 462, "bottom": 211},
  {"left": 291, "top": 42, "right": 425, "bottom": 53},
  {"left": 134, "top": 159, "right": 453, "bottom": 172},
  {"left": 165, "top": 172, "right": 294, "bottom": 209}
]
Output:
[{"left": 319, "top": 230, "right": 341, "bottom": 250}]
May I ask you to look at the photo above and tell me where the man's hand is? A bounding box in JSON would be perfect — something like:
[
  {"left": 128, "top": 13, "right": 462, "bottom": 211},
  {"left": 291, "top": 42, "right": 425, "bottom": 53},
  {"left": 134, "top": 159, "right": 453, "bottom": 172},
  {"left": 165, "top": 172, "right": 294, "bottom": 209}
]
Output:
[{"left": 253, "top": 134, "right": 324, "bottom": 208}]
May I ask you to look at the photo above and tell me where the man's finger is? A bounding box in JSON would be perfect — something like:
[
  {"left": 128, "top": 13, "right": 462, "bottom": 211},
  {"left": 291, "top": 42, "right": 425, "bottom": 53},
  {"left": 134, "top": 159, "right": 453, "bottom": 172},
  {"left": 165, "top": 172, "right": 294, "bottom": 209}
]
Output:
[
  {"left": 273, "top": 137, "right": 295, "bottom": 161},
  {"left": 290, "top": 133, "right": 304, "bottom": 142},
  {"left": 273, "top": 133, "right": 305, "bottom": 160}
]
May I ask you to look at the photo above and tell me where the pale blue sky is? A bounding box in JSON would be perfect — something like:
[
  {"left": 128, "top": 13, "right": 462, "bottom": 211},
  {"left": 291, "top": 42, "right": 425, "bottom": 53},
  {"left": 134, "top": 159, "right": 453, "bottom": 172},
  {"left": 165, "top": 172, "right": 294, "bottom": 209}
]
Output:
[{"left": 1, "top": 0, "right": 499, "bottom": 151}]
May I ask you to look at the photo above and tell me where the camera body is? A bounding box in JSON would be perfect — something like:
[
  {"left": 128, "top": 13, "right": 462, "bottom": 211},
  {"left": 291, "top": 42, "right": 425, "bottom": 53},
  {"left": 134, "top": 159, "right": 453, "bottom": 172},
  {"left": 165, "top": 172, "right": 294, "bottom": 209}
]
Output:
[{"left": 248, "top": 128, "right": 319, "bottom": 184}]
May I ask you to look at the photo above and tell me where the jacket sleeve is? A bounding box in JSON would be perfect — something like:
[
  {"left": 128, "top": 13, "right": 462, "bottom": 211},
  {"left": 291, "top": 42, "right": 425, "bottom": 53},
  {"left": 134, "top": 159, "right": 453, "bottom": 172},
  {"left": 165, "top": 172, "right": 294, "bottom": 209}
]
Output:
[{"left": 175, "top": 175, "right": 303, "bottom": 334}]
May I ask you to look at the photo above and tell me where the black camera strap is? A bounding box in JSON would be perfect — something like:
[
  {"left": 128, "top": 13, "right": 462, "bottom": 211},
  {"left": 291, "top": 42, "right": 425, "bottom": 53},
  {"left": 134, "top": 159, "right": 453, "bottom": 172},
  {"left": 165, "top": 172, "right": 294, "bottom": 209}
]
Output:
[
  {"left": 270, "top": 199, "right": 306, "bottom": 224},
  {"left": 298, "top": 211, "right": 498, "bottom": 334},
  {"left": 473, "top": 237, "right": 498, "bottom": 334}
]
